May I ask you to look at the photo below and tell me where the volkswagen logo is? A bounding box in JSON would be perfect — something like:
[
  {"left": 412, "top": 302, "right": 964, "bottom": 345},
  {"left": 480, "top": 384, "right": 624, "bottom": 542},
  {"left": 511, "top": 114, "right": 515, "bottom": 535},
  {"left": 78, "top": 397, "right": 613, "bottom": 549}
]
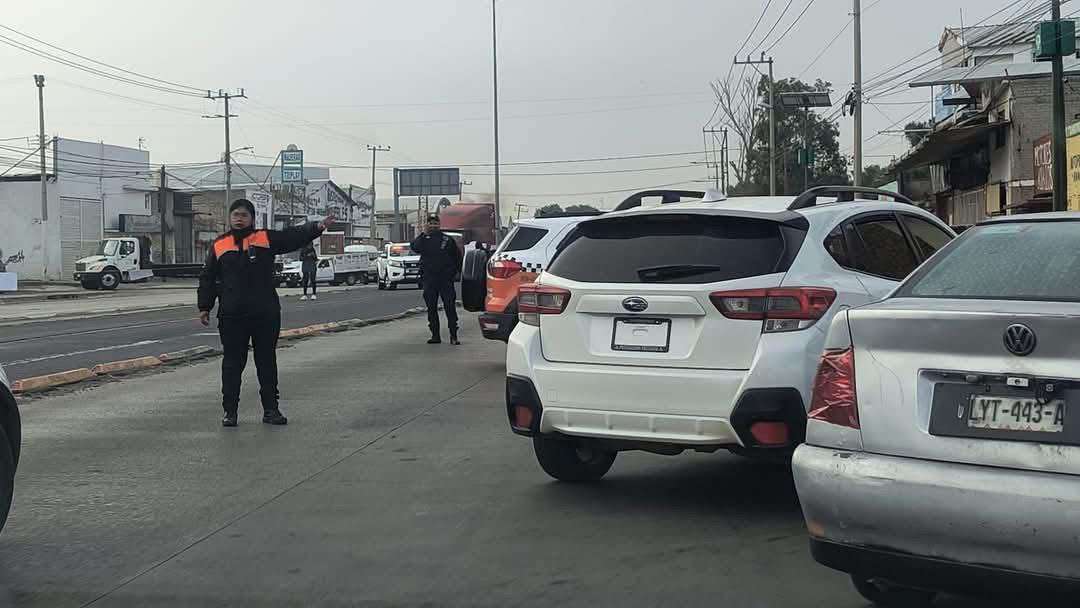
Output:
[
  {"left": 622, "top": 297, "right": 649, "bottom": 313},
  {"left": 1003, "top": 324, "right": 1037, "bottom": 357}
]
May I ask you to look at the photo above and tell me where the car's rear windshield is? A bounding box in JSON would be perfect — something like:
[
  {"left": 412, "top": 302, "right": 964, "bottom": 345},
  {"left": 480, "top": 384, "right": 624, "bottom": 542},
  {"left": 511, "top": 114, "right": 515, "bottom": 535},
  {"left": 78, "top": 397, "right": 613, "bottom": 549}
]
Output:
[
  {"left": 900, "top": 221, "right": 1080, "bottom": 301},
  {"left": 501, "top": 226, "right": 548, "bottom": 252},
  {"left": 547, "top": 214, "right": 794, "bottom": 284}
]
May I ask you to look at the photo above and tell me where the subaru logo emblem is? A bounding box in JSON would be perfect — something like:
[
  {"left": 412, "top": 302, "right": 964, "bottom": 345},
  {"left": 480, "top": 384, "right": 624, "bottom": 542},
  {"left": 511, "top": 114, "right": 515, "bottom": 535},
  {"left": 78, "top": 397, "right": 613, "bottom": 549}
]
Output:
[
  {"left": 622, "top": 297, "right": 649, "bottom": 313},
  {"left": 1003, "top": 324, "right": 1036, "bottom": 357}
]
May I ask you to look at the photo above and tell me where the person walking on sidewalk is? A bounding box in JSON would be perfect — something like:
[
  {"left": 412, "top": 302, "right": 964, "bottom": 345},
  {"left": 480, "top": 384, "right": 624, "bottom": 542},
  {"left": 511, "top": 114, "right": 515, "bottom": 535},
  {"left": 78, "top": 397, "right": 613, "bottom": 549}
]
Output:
[
  {"left": 411, "top": 213, "right": 462, "bottom": 345},
  {"left": 299, "top": 242, "right": 318, "bottom": 301},
  {"left": 198, "top": 199, "right": 333, "bottom": 427}
]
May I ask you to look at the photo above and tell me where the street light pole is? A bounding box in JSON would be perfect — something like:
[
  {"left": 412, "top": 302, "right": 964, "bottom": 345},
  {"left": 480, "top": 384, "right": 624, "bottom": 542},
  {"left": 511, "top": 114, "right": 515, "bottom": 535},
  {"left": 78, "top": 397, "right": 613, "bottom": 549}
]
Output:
[
  {"left": 1051, "top": 0, "right": 1068, "bottom": 210},
  {"left": 492, "top": 0, "right": 502, "bottom": 232},
  {"left": 367, "top": 145, "right": 390, "bottom": 239}
]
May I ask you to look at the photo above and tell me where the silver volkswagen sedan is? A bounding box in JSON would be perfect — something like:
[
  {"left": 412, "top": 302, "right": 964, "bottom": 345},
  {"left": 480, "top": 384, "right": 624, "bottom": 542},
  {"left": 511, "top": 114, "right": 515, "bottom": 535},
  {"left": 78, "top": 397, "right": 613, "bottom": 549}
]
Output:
[{"left": 793, "top": 213, "right": 1080, "bottom": 605}]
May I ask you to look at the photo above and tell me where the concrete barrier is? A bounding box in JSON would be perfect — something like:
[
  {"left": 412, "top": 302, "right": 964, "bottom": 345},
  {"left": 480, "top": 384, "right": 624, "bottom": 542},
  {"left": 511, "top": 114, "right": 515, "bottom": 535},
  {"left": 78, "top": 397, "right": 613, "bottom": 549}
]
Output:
[
  {"left": 91, "top": 356, "right": 162, "bottom": 376},
  {"left": 11, "top": 368, "right": 96, "bottom": 394}
]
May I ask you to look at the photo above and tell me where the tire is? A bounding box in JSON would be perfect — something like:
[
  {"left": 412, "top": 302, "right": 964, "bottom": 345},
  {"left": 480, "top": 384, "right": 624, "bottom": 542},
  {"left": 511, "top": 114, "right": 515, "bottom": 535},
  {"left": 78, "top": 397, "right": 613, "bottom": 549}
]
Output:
[
  {"left": 0, "top": 425, "right": 15, "bottom": 534},
  {"left": 533, "top": 436, "right": 616, "bottom": 482},
  {"left": 388, "top": 282, "right": 397, "bottom": 290},
  {"left": 80, "top": 279, "right": 99, "bottom": 290},
  {"left": 851, "top": 576, "right": 936, "bottom": 608},
  {"left": 99, "top": 269, "right": 121, "bottom": 291},
  {"left": 345, "top": 274, "right": 358, "bottom": 286}
]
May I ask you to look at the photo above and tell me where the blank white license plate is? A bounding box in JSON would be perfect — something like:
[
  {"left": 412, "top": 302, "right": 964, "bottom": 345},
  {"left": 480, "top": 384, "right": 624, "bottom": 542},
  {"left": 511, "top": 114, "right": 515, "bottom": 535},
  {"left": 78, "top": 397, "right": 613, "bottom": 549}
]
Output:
[
  {"left": 968, "top": 396, "right": 1065, "bottom": 433},
  {"left": 612, "top": 318, "right": 670, "bottom": 353}
]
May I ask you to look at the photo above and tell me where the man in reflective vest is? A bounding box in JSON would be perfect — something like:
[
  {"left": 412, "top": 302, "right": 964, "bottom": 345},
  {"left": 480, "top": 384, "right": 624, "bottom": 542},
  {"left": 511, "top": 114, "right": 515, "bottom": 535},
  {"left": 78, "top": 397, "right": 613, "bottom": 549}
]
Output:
[{"left": 198, "top": 198, "right": 333, "bottom": 427}]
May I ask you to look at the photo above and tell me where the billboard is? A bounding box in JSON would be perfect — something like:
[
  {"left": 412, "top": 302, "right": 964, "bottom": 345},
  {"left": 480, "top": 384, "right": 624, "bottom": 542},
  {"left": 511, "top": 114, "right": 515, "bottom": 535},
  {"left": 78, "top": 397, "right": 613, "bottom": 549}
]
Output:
[
  {"left": 398, "top": 168, "right": 460, "bottom": 196},
  {"left": 247, "top": 189, "right": 273, "bottom": 229},
  {"left": 281, "top": 148, "right": 304, "bottom": 183},
  {"left": 1034, "top": 135, "right": 1053, "bottom": 195}
]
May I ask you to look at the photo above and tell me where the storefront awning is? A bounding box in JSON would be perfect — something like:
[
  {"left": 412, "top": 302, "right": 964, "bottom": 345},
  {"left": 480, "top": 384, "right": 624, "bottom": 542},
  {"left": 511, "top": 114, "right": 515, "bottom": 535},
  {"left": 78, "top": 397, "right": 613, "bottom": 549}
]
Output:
[{"left": 896, "top": 121, "right": 1006, "bottom": 171}]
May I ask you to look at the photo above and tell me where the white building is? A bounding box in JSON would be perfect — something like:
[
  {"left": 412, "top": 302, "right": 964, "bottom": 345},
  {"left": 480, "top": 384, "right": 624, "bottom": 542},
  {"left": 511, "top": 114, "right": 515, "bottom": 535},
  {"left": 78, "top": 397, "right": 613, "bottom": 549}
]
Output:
[{"left": 0, "top": 138, "right": 153, "bottom": 282}]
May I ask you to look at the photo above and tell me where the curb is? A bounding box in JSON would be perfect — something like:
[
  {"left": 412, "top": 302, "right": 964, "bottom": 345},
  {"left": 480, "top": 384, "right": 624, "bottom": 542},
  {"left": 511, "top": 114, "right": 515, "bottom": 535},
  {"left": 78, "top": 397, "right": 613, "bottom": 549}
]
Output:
[
  {"left": 91, "top": 356, "right": 163, "bottom": 376},
  {"left": 11, "top": 306, "right": 432, "bottom": 395},
  {"left": 11, "top": 368, "right": 95, "bottom": 394}
]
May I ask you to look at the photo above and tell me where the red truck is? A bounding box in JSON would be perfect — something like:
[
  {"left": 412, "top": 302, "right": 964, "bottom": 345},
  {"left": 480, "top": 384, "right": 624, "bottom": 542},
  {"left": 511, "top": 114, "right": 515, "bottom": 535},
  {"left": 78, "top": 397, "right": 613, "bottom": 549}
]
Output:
[{"left": 438, "top": 202, "right": 498, "bottom": 248}]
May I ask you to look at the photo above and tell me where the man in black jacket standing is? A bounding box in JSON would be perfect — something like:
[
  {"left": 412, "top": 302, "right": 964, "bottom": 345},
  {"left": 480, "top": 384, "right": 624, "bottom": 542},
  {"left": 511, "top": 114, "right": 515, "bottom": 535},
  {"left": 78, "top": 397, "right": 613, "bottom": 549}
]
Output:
[
  {"left": 411, "top": 213, "right": 462, "bottom": 345},
  {"left": 198, "top": 199, "right": 332, "bottom": 427}
]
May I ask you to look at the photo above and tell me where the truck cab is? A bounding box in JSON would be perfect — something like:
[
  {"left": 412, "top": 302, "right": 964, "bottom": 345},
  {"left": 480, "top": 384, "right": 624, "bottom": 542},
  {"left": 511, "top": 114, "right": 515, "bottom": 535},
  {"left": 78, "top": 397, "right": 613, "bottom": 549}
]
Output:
[
  {"left": 74, "top": 237, "right": 154, "bottom": 290},
  {"left": 376, "top": 242, "right": 421, "bottom": 290}
]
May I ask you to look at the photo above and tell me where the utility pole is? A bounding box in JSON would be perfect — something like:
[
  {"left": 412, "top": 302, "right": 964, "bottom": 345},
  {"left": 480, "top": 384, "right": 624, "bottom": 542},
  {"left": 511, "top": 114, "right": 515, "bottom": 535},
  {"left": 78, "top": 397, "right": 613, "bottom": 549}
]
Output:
[
  {"left": 1051, "top": 0, "right": 1068, "bottom": 211},
  {"left": 721, "top": 128, "right": 729, "bottom": 193},
  {"left": 733, "top": 53, "right": 776, "bottom": 194},
  {"left": 34, "top": 74, "right": 48, "bottom": 280},
  {"left": 853, "top": 0, "right": 864, "bottom": 186},
  {"left": 367, "top": 145, "right": 390, "bottom": 239},
  {"left": 204, "top": 89, "right": 246, "bottom": 215},
  {"left": 491, "top": 0, "right": 502, "bottom": 233},
  {"left": 159, "top": 165, "right": 169, "bottom": 264},
  {"left": 702, "top": 127, "right": 723, "bottom": 190}
]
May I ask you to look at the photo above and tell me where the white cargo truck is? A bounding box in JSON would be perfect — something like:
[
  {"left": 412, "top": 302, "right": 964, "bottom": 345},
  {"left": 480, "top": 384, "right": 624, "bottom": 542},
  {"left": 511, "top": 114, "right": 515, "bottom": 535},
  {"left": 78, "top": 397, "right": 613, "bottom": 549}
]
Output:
[{"left": 73, "top": 237, "right": 154, "bottom": 290}]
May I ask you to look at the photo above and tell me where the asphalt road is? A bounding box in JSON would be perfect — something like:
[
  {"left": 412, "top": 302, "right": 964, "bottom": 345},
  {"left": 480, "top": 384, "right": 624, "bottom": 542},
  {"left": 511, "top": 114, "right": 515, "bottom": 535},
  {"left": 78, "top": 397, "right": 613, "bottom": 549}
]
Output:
[
  {"left": 0, "top": 286, "right": 426, "bottom": 381},
  {"left": 0, "top": 316, "right": 1011, "bottom": 608}
]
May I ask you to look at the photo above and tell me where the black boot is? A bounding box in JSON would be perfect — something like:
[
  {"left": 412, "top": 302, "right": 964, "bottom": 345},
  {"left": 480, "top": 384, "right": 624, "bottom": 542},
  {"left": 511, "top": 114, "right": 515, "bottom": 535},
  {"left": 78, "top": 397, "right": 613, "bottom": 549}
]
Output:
[
  {"left": 222, "top": 411, "right": 238, "bottom": 427},
  {"left": 262, "top": 409, "right": 288, "bottom": 425},
  {"left": 449, "top": 332, "right": 460, "bottom": 346},
  {"left": 427, "top": 333, "right": 442, "bottom": 344}
]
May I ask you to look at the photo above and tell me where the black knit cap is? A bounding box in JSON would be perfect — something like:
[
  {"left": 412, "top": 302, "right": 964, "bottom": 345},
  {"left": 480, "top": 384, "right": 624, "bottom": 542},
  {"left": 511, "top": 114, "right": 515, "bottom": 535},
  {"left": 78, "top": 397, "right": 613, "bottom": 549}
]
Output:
[{"left": 229, "top": 198, "right": 256, "bottom": 218}]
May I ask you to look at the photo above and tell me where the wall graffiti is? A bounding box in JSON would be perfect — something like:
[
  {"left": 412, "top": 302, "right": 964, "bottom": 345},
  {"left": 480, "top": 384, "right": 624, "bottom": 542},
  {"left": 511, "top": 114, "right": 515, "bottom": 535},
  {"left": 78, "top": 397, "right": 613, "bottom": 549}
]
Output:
[{"left": 0, "top": 248, "right": 25, "bottom": 273}]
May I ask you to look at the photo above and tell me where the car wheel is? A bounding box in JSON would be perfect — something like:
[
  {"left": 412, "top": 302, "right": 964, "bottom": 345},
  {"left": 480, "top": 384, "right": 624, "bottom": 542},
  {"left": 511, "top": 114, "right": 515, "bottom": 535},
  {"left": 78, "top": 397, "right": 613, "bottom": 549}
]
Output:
[
  {"left": 345, "top": 274, "right": 357, "bottom": 286},
  {"left": 851, "top": 576, "right": 936, "bottom": 608},
  {"left": 0, "top": 425, "right": 15, "bottom": 534},
  {"left": 388, "top": 282, "right": 397, "bottom": 290},
  {"left": 532, "top": 436, "right": 616, "bottom": 482},
  {"left": 99, "top": 269, "right": 121, "bottom": 290}
]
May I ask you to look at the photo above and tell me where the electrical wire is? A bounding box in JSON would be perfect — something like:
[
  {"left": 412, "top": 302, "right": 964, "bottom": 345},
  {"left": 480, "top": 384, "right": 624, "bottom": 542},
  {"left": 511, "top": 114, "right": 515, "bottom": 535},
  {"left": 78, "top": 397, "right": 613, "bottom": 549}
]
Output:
[
  {"left": 748, "top": 0, "right": 795, "bottom": 56},
  {"left": 763, "top": 0, "right": 819, "bottom": 54},
  {"left": 0, "top": 22, "right": 205, "bottom": 93}
]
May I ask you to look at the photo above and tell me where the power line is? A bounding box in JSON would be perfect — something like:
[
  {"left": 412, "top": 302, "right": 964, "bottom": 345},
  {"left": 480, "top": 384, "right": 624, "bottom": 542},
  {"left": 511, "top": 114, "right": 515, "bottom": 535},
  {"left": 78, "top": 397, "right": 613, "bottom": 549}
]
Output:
[
  {"left": 0, "top": 22, "right": 205, "bottom": 93},
  {"left": 749, "top": 0, "right": 795, "bottom": 55},
  {"left": 50, "top": 78, "right": 206, "bottom": 117},
  {"left": 763, "top": 0, "right": 819, "bottom": 54},
  {"left": 0, "top": 32, "right": 206, "bottom": 97}
]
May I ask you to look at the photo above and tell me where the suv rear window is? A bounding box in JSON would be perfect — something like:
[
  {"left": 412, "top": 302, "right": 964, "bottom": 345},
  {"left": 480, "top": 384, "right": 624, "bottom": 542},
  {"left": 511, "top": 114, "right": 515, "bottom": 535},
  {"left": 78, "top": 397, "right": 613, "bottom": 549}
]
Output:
[
  {"left": 548, "top": 214, "right": 797, "bottom": 284},
  {"left": 501, "top": 226, "right": 548, "bottom": 252},
  {"left": 901, "top": 221, "right": 1080, "bottom": 301}
]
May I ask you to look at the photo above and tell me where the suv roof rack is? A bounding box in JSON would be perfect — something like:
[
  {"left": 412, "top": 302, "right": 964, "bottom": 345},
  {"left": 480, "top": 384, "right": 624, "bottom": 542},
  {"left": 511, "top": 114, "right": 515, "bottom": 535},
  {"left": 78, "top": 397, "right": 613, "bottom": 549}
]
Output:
[
  {"left": 531, "top": 210, "right": 606, "bottom": 219},
  {"left": 614, "top": 189, "right": 705, "bottom": 211},
  {"left": 788, "top": 186, "right": 915, "bottom": 211}
]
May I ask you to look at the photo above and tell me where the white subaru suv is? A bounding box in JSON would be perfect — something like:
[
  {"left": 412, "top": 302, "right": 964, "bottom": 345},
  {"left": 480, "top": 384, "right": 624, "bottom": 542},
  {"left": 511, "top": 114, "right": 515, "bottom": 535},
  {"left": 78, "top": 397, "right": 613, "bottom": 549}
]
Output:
[{"left": 505, "top": 186, "right": 955, "bottom": 481}]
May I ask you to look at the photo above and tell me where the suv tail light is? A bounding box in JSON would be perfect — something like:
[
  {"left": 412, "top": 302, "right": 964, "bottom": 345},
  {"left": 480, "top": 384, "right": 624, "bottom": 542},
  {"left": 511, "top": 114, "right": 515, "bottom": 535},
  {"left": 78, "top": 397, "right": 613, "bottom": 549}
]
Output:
[
  {"left": 807, "top": 347, "right": 859, "bottom": 429},
  {"left": 710, "top": 287, "right": 836, "bottom": 332},
  {"left": 518, "top": 283, "right": 571, "bottom": 326},
  {"left": 488, "top": 259, "right": 523, "bottom": 279}
]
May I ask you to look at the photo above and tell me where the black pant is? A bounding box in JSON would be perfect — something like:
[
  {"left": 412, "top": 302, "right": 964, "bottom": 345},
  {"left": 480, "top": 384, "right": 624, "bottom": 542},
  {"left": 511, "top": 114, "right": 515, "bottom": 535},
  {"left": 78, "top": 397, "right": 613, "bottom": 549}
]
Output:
[
  {"left": 218, "top": 313, "right": 282, "bottom": 414},
  {"left": 423, "top": 277, "right": 458, "bottom": 337},
  {"left": 301, "top": 269, "right": 317, "bottom": 295}
]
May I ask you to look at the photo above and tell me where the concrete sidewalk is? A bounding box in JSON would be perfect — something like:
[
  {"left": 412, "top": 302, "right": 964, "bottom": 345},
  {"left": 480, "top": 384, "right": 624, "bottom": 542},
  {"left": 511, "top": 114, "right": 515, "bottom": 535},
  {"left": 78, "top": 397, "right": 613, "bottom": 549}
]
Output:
[{"left": 0, "top": 283, "right": 373, "bottom": 323}]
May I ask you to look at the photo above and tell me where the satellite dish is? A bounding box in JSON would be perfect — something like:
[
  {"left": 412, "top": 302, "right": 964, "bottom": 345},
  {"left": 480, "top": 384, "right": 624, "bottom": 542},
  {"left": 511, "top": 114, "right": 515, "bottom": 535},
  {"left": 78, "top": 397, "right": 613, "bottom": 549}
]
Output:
[{"left": 286, "top": 144, "right": 299, "bottom": 151}]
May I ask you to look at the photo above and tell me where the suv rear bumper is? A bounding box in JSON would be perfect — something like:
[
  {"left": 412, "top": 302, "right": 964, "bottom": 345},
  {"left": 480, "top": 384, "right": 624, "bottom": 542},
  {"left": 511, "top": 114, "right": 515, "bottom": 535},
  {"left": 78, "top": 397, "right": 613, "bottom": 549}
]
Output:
[
  {"left": 479, "top": 311, "right": 516, "bottom": 342},
  {"left": 793, "top": 444, "right": 1080, "bottom": 584}
]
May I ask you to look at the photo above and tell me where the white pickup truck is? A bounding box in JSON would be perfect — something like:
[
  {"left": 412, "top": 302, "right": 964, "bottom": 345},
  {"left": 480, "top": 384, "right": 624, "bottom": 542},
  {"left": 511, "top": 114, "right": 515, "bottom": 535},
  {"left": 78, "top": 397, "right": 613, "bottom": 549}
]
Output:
[
  {"left": 376, "top": 242, "right": 421, "bottom": 290},
  {"left": 280, "top": 245, "right": 378, "bottom": 288},
  {"left": 73, "top": 237, "right": 154, "bottom": 290}
]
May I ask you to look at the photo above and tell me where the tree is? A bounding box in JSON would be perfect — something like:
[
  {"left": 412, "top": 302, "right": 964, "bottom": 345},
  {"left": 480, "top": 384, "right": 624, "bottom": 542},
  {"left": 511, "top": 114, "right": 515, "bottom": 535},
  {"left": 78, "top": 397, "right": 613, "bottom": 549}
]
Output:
[
  {"left": 717, "top": 77, "right": 849, "bottom": 196},
  {"left": 564, "top": 204, "right": 599, "bottom": 214},
  {"left": 711, "top": 74, "right": 765, "bottom": 187},
  {"left": 534, "top": 204, "right": 563, "bottom": 218},
  {"left": 861, "top": 164, "right": 892, "bottom": 188},
  {"left": 905, "top": 121, "right": 930, "bottom": 147}
]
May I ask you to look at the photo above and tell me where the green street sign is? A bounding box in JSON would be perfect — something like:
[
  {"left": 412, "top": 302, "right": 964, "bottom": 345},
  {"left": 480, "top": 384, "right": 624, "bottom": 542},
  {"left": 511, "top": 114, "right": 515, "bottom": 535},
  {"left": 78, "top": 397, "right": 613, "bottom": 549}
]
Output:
[{"left": 1035, "top": 20, "right": 1076, "bottom": 60}]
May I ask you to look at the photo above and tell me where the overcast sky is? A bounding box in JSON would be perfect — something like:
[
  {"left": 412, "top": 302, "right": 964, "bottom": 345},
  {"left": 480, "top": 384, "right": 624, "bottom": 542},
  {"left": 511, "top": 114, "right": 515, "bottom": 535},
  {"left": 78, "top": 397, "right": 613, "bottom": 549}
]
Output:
[{"left": 0, "top": 0, "right": 1046, "bottom": 215}]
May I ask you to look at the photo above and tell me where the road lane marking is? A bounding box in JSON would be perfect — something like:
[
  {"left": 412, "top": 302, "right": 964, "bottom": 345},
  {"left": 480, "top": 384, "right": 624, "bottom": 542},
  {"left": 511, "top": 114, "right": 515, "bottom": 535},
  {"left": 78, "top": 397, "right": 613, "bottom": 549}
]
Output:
[{"left": 4, "top": 340, "right": 164, "bottom": 367}]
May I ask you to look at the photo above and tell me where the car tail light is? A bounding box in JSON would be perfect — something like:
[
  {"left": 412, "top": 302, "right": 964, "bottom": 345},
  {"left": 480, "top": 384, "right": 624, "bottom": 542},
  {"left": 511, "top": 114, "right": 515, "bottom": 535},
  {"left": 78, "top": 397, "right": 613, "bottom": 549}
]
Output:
[
  {"left": 710, "top": 287, "right": 836, "bottom": 332},
  {"left": 488, "top": 259, "right": 523, "bottom": 279},
  {"left": 518, "top": 283, "right": 571, "bottom": 326},
  {"left": 807, "top": 347, "right": 859, "bottom": 429}
]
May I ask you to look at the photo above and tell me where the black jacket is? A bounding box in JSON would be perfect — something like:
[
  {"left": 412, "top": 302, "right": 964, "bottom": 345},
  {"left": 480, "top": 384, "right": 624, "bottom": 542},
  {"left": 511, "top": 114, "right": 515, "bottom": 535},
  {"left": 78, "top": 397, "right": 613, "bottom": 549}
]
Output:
[
  {"left": 198, "top": 223, "right": 323, "bottom": 318},
  {"left": 411, "top": 230, "right": 461, "bottom": 280}
]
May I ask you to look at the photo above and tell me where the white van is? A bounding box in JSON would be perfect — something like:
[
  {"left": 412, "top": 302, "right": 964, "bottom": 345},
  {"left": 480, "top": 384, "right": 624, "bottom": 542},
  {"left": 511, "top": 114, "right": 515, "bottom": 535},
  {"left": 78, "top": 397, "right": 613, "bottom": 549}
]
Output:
[{"left": 281, "top": 245, "right": 378, "bottom": 287}]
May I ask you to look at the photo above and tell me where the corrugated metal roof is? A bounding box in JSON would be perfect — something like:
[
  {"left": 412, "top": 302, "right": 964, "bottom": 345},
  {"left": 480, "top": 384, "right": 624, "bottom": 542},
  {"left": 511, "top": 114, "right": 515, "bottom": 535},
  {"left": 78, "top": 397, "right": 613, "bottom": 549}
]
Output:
[
  {"left": 910, "top": 56, "right": 1080, "bottom": 87},
  {"left": 947, "top": 22, "right": 1040, "bottom": 48}
]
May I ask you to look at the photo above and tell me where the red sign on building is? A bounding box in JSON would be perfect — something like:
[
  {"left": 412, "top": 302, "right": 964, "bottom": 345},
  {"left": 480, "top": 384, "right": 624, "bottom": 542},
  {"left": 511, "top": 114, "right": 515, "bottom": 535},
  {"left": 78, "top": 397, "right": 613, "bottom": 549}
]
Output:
[{"left": 1034, "top": 135, "right": 1053, "bottom": 194}]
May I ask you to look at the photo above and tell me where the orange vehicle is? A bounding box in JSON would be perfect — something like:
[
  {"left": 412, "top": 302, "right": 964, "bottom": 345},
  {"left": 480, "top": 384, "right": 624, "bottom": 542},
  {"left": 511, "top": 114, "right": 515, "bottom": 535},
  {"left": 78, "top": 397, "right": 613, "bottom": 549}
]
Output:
[{"left": 476, "top": 213, "right": 600, "bottom": 341}]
